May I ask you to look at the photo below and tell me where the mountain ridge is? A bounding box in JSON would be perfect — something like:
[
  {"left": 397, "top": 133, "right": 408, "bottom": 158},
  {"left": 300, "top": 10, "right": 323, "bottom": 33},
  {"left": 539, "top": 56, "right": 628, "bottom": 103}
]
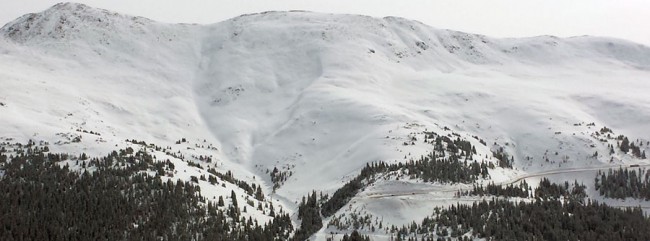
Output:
[{"left": 3, "top": 2, "right": 650, "bottom": 70}]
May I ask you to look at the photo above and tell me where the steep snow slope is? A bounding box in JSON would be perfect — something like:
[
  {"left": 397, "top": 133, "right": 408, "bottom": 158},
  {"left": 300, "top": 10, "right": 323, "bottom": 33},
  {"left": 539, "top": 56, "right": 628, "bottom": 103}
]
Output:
[
  {"left": 2, "top": 3, "right": 650, "bottom": 238},
  {"left": 193, "top": 11, "right": 650, "bottom": 199}
]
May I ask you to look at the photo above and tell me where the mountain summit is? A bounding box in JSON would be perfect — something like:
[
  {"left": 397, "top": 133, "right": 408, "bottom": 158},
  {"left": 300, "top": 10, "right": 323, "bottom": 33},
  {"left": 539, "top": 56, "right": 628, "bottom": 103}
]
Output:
[{"left": 2, "top": 3, "right": 141, "bottom": 42}]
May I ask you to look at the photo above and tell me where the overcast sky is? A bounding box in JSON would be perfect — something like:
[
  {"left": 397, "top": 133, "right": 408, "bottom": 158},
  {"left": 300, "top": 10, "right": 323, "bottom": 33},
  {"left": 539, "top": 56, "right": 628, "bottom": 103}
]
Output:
[{"left": 1, "top": 0, "right": 649, "bottom": 45}]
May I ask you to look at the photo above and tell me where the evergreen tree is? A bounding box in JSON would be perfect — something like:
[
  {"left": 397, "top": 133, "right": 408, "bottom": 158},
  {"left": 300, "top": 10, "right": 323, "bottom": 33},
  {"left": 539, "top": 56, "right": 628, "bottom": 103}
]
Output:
[
  {"left": 621, "top": 137, "right": 630, "bottom": 153},
  {"left": 218, "top": 196, "right": 225, "bottom": 206},
  {"left": 231, "top": 190, "right": 238, "bottom": 207}
]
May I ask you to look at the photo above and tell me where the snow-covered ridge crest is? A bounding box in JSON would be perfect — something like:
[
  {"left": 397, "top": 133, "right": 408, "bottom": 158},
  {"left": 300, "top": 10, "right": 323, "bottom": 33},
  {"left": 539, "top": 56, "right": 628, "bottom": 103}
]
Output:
[{"left": 2, "top": 2, "right": 650, "bottom": 69}]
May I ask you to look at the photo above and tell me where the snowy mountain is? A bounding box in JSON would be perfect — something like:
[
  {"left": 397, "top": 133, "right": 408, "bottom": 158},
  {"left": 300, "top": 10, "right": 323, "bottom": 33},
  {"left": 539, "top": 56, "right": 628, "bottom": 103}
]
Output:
[{"left": 2, "top": 3, "right": 650, "bottom": 240}]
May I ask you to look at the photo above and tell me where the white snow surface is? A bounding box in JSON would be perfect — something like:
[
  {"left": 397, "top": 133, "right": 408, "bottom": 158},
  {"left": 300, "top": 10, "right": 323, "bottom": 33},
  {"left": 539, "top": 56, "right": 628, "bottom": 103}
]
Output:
[{"left": 2, "top": 3, "right": 650, "bottom": 239}]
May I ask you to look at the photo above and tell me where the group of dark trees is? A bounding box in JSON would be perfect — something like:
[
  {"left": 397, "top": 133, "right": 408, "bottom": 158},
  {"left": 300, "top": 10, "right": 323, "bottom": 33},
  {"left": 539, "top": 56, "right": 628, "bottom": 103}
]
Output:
[
  {"left": 424, "top": 131, "right": 514, "bottom": 168},
  {"left": 618, "top": 136, "right": 646, "bottom": 159},
  {"left": 391, "top": 179, "right": 649, "bottom": 241},
  {"left": 331, "top": 230, "right": 371, "bottom": 241},
  {"left": 535, "top": 178, "right": 587, "bottom": 202},
  {"left": 461, "top": 178, "right": 586, "bottom": 202},
  {"left": 208, "top": 168, "right": 265, "bottom": 202},
  {"left": 619, "top": 137, "right": 646, "bottom": 159},
  {"left": 293, "top": 191, "right": 323, "bottom": 241},
  {"left": 320, "top": 163, "right": 376, "bottom": 218},
  {"left": 425, "top": 133, "right": 477, "bottom": 161},
  {"left": 326, "top": 211, "right": 378, "bottom": 233},
  {"left": 269, "top": 166, "right": 292, "bottom": 191},
  {"left": 416, "top": 199, "right": 649, "bottom": 241},
  {"left": 0, "top": 145, "right": 293, "bottom": 241},
  {"left": 492, "top": 146, "right": 514, "bottom": 168},
  {"left": 461, "top": 180, "right": 531, "bottom": 198},
  {"left": 596, "top": 167, "right": 650, "bottom": 199},
  {"left": 296, "top": 191, "right": 373, "bottom": 240},
  {"left": 396, "top": 153, "right": 491, "bottom": 183}
]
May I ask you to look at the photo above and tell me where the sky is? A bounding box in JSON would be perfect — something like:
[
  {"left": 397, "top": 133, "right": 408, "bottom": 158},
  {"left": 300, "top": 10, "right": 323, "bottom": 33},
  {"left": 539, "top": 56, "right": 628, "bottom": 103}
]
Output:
[{"left": 1, "top": 0, "right": 649, "bottom": 46}]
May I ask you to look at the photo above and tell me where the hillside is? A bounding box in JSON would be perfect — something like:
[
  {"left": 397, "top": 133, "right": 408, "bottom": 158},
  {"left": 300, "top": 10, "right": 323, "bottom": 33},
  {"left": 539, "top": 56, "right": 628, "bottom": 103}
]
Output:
[{"left": 2, "top": 3, "right": 650, "bottom": 240}]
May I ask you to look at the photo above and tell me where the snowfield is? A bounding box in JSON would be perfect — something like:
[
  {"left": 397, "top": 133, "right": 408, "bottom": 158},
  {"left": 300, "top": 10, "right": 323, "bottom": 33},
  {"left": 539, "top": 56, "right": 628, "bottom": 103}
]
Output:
[{"left": 2, "top": 2, "right": 650, "bottom": 240}]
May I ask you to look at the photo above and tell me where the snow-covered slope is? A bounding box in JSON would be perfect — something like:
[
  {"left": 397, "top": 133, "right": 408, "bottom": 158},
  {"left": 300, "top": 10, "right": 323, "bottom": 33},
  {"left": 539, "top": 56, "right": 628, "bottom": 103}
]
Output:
[{"left": 2, "top": 3, "right": 650, "bottom": 239}]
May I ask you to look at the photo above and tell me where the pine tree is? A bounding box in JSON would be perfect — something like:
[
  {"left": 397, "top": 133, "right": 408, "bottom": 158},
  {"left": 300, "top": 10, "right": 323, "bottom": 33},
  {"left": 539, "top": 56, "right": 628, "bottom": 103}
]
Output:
[
  {"left": 231, "top": 190, "right": 238, "bottom": 207},
  {"left": 621, "top": 137, "right": 630, "bottom": 153},
  {"left": 218, "top": 196, "right": 225, "bottom": 206},
  {"left": 255, "top": 186, "right": 264, "bottom": 201}
]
